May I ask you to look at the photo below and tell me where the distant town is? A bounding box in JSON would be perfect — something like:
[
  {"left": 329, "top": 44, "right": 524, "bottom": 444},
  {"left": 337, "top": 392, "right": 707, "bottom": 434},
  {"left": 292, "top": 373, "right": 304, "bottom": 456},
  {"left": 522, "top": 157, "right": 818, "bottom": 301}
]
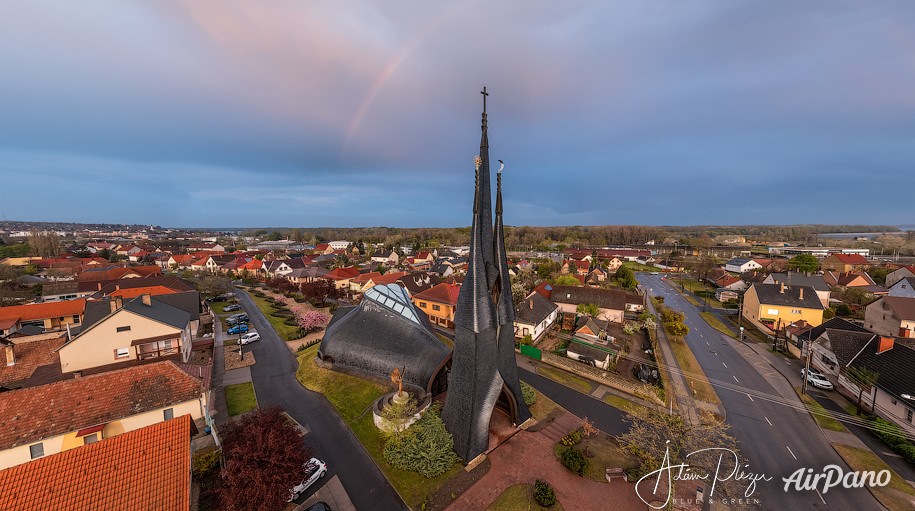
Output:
[{"left": 2, "top": 218, "right": 915, "bottom": 510}]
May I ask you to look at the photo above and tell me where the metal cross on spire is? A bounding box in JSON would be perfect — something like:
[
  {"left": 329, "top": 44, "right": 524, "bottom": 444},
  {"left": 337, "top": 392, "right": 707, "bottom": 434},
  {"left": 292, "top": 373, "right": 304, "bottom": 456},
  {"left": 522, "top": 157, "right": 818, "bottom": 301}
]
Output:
[{"left": 481, "top": 86, "right": 488, "bottom": 113}]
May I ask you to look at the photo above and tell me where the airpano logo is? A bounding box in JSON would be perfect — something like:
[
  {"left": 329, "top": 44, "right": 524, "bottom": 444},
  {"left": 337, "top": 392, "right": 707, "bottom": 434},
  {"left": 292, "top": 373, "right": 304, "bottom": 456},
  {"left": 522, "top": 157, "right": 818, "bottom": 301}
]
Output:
[{"left": 782, "top": 465, "right": 891, "bottom": 494}]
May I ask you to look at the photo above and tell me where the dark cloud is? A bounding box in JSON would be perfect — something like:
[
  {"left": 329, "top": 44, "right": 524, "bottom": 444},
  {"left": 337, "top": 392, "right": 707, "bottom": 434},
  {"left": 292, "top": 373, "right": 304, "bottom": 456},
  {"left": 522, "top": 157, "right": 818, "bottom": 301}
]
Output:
[{"left": 1, "top": 1, "right": 914, "bottom": 227}]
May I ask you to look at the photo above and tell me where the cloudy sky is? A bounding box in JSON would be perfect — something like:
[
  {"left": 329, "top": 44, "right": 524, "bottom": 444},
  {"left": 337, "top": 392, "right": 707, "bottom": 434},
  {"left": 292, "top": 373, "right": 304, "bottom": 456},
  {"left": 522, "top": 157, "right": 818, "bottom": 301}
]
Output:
[{"left": 2, "top": 1, "right": 914, "bottom": 228}]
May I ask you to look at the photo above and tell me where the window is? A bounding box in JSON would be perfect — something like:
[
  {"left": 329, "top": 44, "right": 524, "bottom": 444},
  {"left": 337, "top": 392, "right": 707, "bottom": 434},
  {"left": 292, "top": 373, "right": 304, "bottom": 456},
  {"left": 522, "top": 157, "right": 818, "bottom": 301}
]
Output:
[
  {"left": 163, "top": 408, "right": 174, "bottom": 421},
  {"left": 83, "top": 433, "right": 98, "bottom": 445},
  {"left": 72, "top": 315, "right": 80, "bottom": 324},
  {"left": 791, "top": 309, "right": 801, "bottom": 314},
  {"left": 432, "top": 304, "right": 441, "bottom": 311},
  {"left": 419, "top": 302, "right": 427, "bottom": 308},
  {"left": 29, "top": 443, "right": 44, "bottom": 459},
  {"left": 115, "top": 347, "right": 129, "bottom": 359},
  {"left": 116, "top": 326, "right": 131, "bottom": 332}
]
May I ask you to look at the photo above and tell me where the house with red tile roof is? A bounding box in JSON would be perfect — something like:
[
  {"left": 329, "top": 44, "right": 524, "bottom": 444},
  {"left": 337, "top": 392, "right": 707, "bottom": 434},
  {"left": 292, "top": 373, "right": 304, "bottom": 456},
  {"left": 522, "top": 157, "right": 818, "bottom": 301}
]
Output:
[
  {"left": 166, "top": 253, "right": 195, "bottom": 269},
  {"left": 348, "top": 271, "right": 383, "bottom": 296},
  {"left": 0, "top": 332, "right": 68, "bottom": 389},
  {"left": 324, "top": 266, "right": 361, "bottom": 290},
  {"left": 76, "top": 265, "right": 161, "bottom": 282},
  {"left": 821, "top": 253, "right": 871, "bottom": 273},
  {"left": 823, "top": 270, "right": 877, "bottom": 289},
  {"left": 411, "top": 283, "right": 461, "bottom": 328},
  {"left": 0, "top": 415, "right": 195, "bottom": 511},
  {"left": 0, "top": 299, "right": 87, "bottom": 336},
  {"left": 0, "top": 361, "right": 205, "bottom": 470},
  {"left": 108, "top": 285, "right": 179, "bottom": 299}
]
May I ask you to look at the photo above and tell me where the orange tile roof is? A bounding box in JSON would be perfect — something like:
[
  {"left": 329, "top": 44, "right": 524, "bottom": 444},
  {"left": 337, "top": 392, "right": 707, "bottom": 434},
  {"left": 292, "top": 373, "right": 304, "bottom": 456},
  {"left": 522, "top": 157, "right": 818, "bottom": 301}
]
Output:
[
  {"left": 0, "top": 299, "right": 87, "bottom": 323},
  {"left": 169, "top": 254, "right": 195, "bottom": 264},
  {"left": 326, "top": 266, "right": 360, "bottom": 280},
  {"left": 832, "top": 253, "right": 869, "bottom": 264},
  {"left": 0, "top": 361, "right": 202, "bottom": 450},
  {"left": 413, "top": 283, "right": 462, "bottom": 306},
  {"left": 374, "top": 271, "right": 409, "bottom": 286},
  {"left": 0, "top": 415, "right": 192, "bottom": 511},
  {"left": 108, "top": 286, "right": 179, "bottom": 299},
  {"left": 352, "top": 271, "right": 382, "bottom": 284}
]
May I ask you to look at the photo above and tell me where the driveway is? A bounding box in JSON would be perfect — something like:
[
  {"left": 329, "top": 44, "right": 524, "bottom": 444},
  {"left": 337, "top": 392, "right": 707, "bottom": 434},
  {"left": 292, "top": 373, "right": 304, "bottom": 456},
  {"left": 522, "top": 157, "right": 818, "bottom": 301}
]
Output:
[{"left": 234, "top": 288, "right": 407, "bottom": 511}]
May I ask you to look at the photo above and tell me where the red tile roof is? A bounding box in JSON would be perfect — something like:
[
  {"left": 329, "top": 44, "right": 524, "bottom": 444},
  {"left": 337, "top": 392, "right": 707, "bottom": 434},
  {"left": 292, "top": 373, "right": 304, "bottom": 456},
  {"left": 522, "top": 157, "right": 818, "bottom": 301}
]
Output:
[
  {"left": 0, "top": 361, "right": 202, "bottom": 450},
  {"left": 831, "top": 254, "right": 869, "bottom": 264},
  {"left": 169, "top": 254, "right": 194, "bottom": 265},
  {"left": 0, "top": 299, "right": 87, "bottom": 323},
  {"left": 325, "top": 266, "right": 360, "bottom": 281},
  {"left": 413, "top": 283, "right": 461, "bottom": 306},
  {"left": 76, "top": 265, "right": 161, "bottom": 282},
  {"left": 0, "top": 334, "right": 67, "bottom": 387},
  {"left": 352, "top": 272, "right": 382, "bottom": 285},
  {"left": 0, "top": 415, "right": 193, "bottom": 511},
  {"left": 373, "top": 271, "right": 409, "bottom": 286},
  {"left": 108, "top": 286, "right": 179, "bottom": 299}
]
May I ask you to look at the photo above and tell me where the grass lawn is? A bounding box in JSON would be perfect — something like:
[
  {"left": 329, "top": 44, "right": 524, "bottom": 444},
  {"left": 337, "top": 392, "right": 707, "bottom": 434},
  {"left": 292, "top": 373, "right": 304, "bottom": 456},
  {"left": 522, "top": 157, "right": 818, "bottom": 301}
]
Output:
[
  {"left": 623, "top": 261, "right": 657, "bottom": 272},
  {"left": 797, "top": 389, "right": 846, "bottom": 432},
  {"left": 524, "top": 381, "right": 562, "bottom": 421},
  {"left": 209, "top": 301, "right": 240, "bottom": 316},
  {"left": 246, "top": 292, "right": 302, "bottom": 341},
  {"left": 551, "top": 436, "right": 638, "bottom": 483},
  {"left": 668, "top": 340, "right": 720, "bottom": 404},
  {"left": 683, "top": 295, "right": 701, "bottom": 307},
  {"left": 225, "top": 382, "right": 258, "bottom": 416},
  {"left": 536, "top": 365, "right": 593, "bottom": 394},
  {"left": 486, "top": 483, "right": 564, "bottom": 511},
  {"left": 672, "top": 279, "right": 724, "bottom": 308},
  {"left": 832, "top": 443, "right": 915, "bottom": 511},
  {"left": 725, "top": 316, "right": 770, "bottom": 344},
  {"left": 603, "top": 394, "right": 650, "bottom": 419},
  {"left": 295, "top": 344, "right": 461, "bottom": 508},
  {"left": 699, "top": 312, "right": 736, "bottom": 338}
]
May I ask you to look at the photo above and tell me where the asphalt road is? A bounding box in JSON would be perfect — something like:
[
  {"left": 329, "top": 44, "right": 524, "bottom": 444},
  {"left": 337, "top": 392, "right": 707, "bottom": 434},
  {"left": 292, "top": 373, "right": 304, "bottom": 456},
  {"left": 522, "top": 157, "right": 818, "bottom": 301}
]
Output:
[
  {"left": 638, "top": 273, "right": 882, "bottom": 510},
  {"left": 234, "top": 288, "right": 408, "bottom": 511}
]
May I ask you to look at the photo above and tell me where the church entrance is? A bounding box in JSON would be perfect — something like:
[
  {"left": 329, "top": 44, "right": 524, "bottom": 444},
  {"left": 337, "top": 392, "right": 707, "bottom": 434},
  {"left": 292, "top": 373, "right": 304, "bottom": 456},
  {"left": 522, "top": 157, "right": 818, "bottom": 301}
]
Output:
[{"left": 487, "top": 385, "right": 521, "bottom": 452}]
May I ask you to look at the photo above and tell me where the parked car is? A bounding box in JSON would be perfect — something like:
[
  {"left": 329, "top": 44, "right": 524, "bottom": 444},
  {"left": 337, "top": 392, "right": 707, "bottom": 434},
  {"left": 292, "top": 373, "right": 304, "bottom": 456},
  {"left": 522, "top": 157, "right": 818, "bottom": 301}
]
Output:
[
  {"left": 224, "top": 304, "right": 242, "bottom": 312},
  {"left": 801, "top": 367, "right": 834, "bottom": 390},
  {"left": 650, "top": 271, "right": 660, "bottom": 275},
  {"left": 228, "top": 324, "right": 249, "bottom": 335},
  {"left": 227, "top": 314, "right": 249, "bottom": 326},
  {"left": 288, "top": 458, "right": 327, "bottom": 502},
  {"left": 240, "top": 332, "right": 260, "bottom": 345},
  {"left": 302, "top": 503, "right": 331, "bottom": 511}
]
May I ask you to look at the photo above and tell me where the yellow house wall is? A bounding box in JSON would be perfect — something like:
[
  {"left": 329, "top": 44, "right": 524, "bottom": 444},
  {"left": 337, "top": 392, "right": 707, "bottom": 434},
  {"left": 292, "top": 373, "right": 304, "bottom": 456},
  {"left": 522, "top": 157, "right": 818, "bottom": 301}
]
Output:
[
  {"left": 0, "top": 399, "right": 201, "bottom": 470},
  {"left": 412, "top": 299, "right": 454, "bottom": 322},
  {"left": 58, "top": 310, "right": 183, "bottom": 373},
  {"left": 742, "top": 286, "right": 823, "bottom": 327}
]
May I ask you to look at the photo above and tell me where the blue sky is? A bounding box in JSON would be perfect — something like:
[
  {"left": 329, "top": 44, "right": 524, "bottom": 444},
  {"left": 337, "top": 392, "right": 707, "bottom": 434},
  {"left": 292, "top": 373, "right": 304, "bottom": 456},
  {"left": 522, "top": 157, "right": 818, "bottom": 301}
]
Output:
[{"left": 2, "top": 1, "right": 914, "bottom": 228}]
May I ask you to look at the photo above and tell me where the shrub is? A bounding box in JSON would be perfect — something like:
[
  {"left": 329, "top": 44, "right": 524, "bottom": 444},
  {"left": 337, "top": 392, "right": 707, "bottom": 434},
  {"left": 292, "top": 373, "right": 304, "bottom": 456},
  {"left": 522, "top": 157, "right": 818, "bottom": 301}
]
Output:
[
  {"left": 283, "top": 317, "right": 299, "bottom": 326},
  {"left": 560, "top": 447, "right": 589, "bottom": 476},
  {"left": 835, "top": 304, "right": 852, "bottom": 316},
  {"left": 520, "top": 381, "right": 537, "bottom": 406},
  {"left": 533, "top": 479, "right": 556, "bottom": 507},
  {"left": 560, "top": 429, "right": 582, "bottom": 447},
  {"left": 622, "top": 322, "right": 636, "bottom": 335},
  {"left": 192, "top": 449, "right": 221, "bottom": 480},
  {"left": 383, "top": 405, "right": 459, "bottom": 478},
  {"left": 823, "top": 308, "right": 836, "bottom": 320}
]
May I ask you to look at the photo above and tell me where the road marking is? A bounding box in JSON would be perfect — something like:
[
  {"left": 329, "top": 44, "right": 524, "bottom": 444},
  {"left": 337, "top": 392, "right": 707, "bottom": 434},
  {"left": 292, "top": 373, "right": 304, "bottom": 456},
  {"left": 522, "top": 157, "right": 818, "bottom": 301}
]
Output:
[
  {"left": 765, "top": 416, "right": 772, "bottom": 426},
  {"left": 722, "top": 362, "right": 727, "bottom": 368},
  {"left": 786, "top": 446, "right": 797, "bottom": 460},
  {"left": 814, "top": 489, "right": 826, "bottom": 505},
  {"left": 706, "top": 341, "right": 710, "bottom": 346},
  {"left": 746, "top": 393, "right": 753, "bottom": 402},
  {"left": 733, "top": 375, "right": 740, "bottom": 383}
]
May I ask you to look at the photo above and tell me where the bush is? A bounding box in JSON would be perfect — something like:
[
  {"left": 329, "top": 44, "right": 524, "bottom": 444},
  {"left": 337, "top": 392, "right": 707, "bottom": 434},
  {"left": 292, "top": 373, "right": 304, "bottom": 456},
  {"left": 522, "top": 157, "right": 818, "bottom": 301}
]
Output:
[
  {"left": 520, "top": 381, "right": 537, "bottom": 406},
  {"left": 283, "top": 317, "right": 299, "bottom": 326},
  {"left": 560, "top": 447, "right": 589, "bottom": 476},
  {"left": 533, "top": 480, "right": 556, "bottom": 507},
  {"left": 823, "top": 308, "right": 836, "bottom": 319},
  {"left": 835, "top": 304, "right": 852, "bottom": 316},
  {"left": 560, "top": 429, "right": 582, "bottom": 447},
  {"left": 383, "top": 405, "right": 459, "bottom": 478},
  {"left": 192, "top": 449, "right": 221, "bottom": 480}
]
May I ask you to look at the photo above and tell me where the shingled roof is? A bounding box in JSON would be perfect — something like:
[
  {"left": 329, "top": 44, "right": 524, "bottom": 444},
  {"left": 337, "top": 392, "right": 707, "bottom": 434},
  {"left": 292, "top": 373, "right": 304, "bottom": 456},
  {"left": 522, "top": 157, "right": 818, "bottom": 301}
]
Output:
[
  {"left": 0, "top": 415, "right": 193, "bottom": 511},
  {"left": 767, "top": 272, "right": 830, "bottom": 292},
  {"left": 750, "top": 283, "right": 824, "bottom": 310},
  {"left": 550, "top": 286, "right": 643, "bottom": 310},
  {"left": 0, "top": 361, "right": 202, "bottom": 450},
  {"left": 514, "top": 292, "right": 558, "bottom": 326}
]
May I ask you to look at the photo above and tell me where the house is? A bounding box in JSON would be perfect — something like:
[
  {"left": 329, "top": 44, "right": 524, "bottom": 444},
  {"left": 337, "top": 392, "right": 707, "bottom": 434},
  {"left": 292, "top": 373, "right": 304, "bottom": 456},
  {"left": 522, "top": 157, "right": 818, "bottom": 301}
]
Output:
[
  {"left": 715, "top": 289, "right": 739, "bottom": 303},
  {"left": 0, "top": 415, "right": 194, "bottom": 511},
  {"left": 715, "top": 275, "right": 747, "bottom": 291},
  {"left": 313, "top": 243, "right": 333, "bottom": 255},
  {"left": 204, "top": 255, "right": 237, "bottom": 274},
  {"left": 0, "top": 299, "right": 87, "bottom": 336},
  {"left": 725, "top": 258, "right": 762, "bottom": 274},
  {"left": 822, "top": 270, "right": 874, "bottom": 288},
  {"left": 513, "top": 292, "right": 559, "bottom": 341},
  {"left": 811, "top": 331, "right": 915, "bottom": 436},
  {"left": 821, "top": 253, "right": 870, "bottom": 273},
  {"left": 566, "top": 316, "right": 621, "bottom": 370},
  {"left": 786, "top": 316, "right": 870, "bottom": 359},
  {"left": 348, "top": 271, "right": 382, "bottom": 296},
  {"left": 0, "top": 361, "right": 205, "bottom": 470},
  {"left": 76, "top": 265, "right": 161, "bottom": 282},
  {"left": 764, "top": 272, "right": 831, "bottom": 308},
  {"left": 286, "top": 266, "right": 329, "bottom": 286},
  {"left": 40, "top": 281, "right": 92, "bottom": 302},
  {"left": 327, "top": 240, "right": 351, "bottom": 251},
  {"left": 188, "top": 242, "right": 225, "bottom": 253},
  {"left": 0, "top": 332, "right": 68, "bottom": 389},
  {"left": 585, "top": 267, "right": 609, "bottom": 285},
  {"left": 263, "top": 258, "right": 306, "bottom": 279},
  {"left": 58, "top": 293, "right": 199, "bottom": 374},
  {"left": 653, "top": 259, "right": 685, "bottom": 272},
  {"left": 888, "top": 277, "right": 915, "bottom": 298},
  {"left": 411, "top": 283, "right": 461, "bottom": 328},
  {"left": 885, "top": 265, "right": 915, "bottom": 288},
  {"left": 429, "top": 262, "right": 454, "bottom": 278},
  {"left": 864, "top": 296, "right": 915, "bottom": 338},
  {"left": 742, "top": 283, "right": 825, "bottom": 332},
  {"left": 323, "top": 266, "right": 361, "bottom": 290},
  {"left": 396, "top": 272, "right": 441, "bottom": 298},
  {"left": 549, "top": 286, "right": 644, "bottom": 324}
]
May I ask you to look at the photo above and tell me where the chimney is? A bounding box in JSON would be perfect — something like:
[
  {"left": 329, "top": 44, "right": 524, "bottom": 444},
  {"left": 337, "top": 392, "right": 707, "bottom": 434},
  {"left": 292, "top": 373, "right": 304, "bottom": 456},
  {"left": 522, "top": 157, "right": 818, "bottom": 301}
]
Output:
[
  {"left": 4, "top": 344, "right": 14, "bottom": 366},
  {"left": 529, "top": 299, "right": 534, "bottom": 310},
  {"left": 141, "top": 294, "right": 152, "bottom": 306},
  {"left": 109, "top": 298, "right": 118, "bottom": 314},
  {"left": 780, "top": 283, "right": 785, "bottom": 294},
  {"left": 877, "top": 336, "right": 894, "bottom": 354},
  {"left": 97, "top": 282, "right": 102, "bottom": 291},
  {"left": 799, "top": 288, "right": 804, "bottom": 300}
]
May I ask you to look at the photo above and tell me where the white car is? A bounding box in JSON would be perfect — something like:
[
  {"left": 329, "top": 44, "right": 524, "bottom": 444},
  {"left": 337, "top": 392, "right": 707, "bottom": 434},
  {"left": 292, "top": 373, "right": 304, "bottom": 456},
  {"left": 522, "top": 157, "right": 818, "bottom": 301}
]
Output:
[
  {"left": 650, "top": 272, "right": 660, "bottom": 275},
  {"left": 239, "top": 332, "right": 260, "bottom": 345},
  {"left": 288, "top": 458, "right": 327, "bottom": 502},
  {"left": 801, "top": 368, "right": 834, "bottom": 390}
]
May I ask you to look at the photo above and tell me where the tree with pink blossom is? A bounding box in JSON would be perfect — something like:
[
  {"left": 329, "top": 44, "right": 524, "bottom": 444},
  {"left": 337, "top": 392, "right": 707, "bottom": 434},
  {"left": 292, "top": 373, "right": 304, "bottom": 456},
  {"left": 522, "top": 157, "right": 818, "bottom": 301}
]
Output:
[{"left": 297, "top": 310, "right": 330, "bottom": 333}]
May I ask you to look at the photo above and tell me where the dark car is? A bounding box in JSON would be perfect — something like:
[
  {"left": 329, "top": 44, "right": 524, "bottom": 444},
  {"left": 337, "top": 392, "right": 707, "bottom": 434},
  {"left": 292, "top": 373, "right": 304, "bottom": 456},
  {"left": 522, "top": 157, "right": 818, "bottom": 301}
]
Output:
[{"left": 302, "top": 503, "right": 331, "bottom": 511}]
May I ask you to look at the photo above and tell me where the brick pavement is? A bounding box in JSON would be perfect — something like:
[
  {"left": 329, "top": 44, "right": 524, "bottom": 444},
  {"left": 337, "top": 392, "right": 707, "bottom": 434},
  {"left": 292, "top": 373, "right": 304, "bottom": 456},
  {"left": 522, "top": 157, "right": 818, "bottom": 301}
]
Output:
[{"left": 447, "top": 412, "right": 647, "bottom": 511}]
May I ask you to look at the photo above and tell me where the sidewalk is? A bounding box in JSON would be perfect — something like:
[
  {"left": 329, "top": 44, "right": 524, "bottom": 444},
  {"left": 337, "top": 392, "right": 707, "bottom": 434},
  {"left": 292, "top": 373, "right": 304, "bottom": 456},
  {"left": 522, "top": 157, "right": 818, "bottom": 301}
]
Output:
[
  {"left": 644, "top": 294, "right": 702, "bottom": 425},
  {"left": 211, "top": 317, "right": 231, "bottom": 428}
]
